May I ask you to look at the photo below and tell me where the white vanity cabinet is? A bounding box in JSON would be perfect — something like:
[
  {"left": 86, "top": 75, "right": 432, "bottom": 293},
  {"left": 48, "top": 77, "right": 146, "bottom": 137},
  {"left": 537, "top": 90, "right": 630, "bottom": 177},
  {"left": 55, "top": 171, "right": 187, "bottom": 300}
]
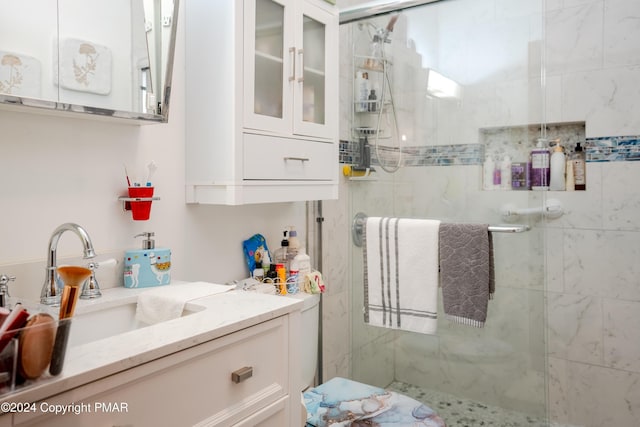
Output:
[
  {"left": 12, "top": 315, "right": 301, "bottom": 427},
  {"left": 185, "top": 0, "right": 339, "bottom": 205}
]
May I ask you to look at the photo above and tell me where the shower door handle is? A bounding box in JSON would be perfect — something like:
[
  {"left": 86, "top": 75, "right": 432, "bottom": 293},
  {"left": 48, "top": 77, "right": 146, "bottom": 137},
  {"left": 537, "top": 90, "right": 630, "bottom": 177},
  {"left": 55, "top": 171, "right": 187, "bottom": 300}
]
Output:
[
  {"left": 289, "top": 47, "right": 296, "bottom": 82},
  {"left": 297, "top": 49, "right": 304, "bottom": 83}
]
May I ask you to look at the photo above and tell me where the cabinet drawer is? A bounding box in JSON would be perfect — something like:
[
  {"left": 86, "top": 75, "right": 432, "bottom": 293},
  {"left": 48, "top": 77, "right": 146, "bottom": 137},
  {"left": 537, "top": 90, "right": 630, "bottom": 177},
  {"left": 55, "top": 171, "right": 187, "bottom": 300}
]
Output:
[
  {"left": 243, "top": 133, "right": 335, "bottom": 181},
  {"left": 231, "top": 396, "right": 289, "bottom": 427},
  {"left": 15, "top": 318, "right": 289, "bottom": 427}
]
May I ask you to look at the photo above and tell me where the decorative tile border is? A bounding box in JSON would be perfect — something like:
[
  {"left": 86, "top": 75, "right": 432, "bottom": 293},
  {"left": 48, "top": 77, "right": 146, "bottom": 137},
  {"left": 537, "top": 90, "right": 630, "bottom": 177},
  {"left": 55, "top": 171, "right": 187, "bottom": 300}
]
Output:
[
  {"left": 339, "top": 134, "right": 640, "bottom": 167},
  {"left": 339, "top": 140, "right": 483, "bottom": 167},
  {"left": 586, "top": 136, "right": 640, "bottom": 162}
]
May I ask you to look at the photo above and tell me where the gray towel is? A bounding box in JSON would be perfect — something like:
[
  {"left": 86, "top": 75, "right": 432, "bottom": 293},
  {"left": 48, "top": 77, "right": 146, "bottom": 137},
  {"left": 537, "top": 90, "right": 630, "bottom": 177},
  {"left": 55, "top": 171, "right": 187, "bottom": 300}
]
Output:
[{"left": 439, "top": 223, "right": 495, "bottom": 327}]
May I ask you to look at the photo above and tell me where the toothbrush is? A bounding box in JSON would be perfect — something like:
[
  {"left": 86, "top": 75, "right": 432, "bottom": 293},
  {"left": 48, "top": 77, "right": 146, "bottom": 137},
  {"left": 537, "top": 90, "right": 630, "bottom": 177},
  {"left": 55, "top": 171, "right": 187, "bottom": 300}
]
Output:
[
  {"left": 144, "top": 160, "right": 158, "bottom": 186},
  {"left": 124, "top": 163, "right": 132, "bottom": 187}
]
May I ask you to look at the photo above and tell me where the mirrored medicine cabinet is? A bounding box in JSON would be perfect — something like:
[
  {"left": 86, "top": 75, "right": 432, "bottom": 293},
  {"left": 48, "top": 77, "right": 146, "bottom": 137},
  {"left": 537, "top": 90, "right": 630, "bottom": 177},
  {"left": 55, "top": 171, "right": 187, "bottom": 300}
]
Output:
[{"left": 0, "top": 0, "right": 179, "bottom": 124}]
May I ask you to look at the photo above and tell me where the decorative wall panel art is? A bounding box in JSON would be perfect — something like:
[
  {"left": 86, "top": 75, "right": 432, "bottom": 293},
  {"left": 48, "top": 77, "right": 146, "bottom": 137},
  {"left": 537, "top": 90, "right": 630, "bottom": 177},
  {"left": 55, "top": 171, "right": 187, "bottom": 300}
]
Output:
[
  {"left": 0, "top": 51, "right": 41, "bottom": 98},
  {"left": 55, "top": 38, "right": 112, "bottom": 95}
]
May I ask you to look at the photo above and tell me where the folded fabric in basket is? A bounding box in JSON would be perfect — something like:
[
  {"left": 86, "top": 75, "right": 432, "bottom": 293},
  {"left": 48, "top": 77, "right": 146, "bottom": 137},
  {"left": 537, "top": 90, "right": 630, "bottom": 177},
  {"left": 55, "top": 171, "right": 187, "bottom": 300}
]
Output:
[
  {"left": 136, "top": 282, "right": 231, "bottom": 325},
  {"left": 439, "top": 223, "right": 495, "bottom": 327},
  {"left": 363, "top": 217, "right": 440, "bottom": 335}
]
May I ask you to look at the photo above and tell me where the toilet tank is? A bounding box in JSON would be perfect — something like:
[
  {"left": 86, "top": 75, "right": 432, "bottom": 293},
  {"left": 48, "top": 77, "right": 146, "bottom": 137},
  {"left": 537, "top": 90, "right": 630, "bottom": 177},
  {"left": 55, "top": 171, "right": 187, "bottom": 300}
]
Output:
[{"left": 288, "top": 293, "right": 320, "bottom": 390}]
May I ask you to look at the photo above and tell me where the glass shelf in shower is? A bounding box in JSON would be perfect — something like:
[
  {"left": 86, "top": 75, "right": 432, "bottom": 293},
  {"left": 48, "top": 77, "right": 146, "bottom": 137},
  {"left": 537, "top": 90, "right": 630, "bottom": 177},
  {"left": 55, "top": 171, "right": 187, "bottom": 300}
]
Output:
[{"left": 354, "top": 54, "right": 392, "bottom": 72}]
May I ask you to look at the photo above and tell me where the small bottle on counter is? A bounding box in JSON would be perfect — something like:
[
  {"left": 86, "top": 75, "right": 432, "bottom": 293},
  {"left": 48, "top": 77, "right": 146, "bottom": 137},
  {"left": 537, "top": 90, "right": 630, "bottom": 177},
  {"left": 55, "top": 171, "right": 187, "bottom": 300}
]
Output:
[
  {"left": 273, "top": 230, "right": 290, "bottom": 271},
  {"left": 290, "top": 247, "right": 311, "bottom": 291},
  {"left": 287, "top": 227, "right": 300, "bottom": 264}
]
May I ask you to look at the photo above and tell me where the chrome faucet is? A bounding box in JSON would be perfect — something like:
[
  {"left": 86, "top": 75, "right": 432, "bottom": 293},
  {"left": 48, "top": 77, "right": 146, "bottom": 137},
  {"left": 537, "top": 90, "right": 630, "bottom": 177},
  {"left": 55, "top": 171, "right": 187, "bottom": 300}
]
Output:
[{"left": 40, "top": 223, "right": 96, "bottom": 305}]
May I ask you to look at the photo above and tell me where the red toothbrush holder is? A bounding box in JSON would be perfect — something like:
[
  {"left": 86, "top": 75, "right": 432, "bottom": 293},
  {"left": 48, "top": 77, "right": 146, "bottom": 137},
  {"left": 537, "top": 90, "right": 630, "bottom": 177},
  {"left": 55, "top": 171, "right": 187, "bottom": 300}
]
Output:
[{"left": 127, "top": 187, "right": 154, "bottom": 220}]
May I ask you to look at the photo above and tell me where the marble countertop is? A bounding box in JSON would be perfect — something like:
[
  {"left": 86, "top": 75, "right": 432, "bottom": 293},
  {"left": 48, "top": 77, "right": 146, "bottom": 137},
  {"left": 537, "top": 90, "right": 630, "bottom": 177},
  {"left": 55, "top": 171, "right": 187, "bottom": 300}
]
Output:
[{"left": 0, "top": 282, "right": 303, "bottom": 405}]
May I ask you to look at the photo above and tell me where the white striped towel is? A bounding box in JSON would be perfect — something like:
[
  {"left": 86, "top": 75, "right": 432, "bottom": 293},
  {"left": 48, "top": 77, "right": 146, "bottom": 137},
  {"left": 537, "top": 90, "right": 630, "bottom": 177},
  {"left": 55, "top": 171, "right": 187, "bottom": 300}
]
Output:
[{"left": 363, "top": 217, "right": 440, "bottom": 335}]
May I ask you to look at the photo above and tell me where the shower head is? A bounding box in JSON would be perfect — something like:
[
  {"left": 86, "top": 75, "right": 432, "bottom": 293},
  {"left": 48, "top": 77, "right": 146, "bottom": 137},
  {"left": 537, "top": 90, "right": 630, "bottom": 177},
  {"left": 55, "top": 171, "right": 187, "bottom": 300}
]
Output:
[
  {"left": 374, "top": 14, "right": 400, "bottom": 43},
  {"left": 386, "top": 14, "right": 399, "bottom": 33}
]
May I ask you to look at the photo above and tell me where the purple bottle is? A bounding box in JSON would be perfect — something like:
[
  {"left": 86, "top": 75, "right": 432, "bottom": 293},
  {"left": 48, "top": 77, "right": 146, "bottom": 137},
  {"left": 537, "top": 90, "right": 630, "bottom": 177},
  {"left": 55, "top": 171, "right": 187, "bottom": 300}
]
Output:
[{"left": 530, "top": 138, "right": 550, "bottom": 190}]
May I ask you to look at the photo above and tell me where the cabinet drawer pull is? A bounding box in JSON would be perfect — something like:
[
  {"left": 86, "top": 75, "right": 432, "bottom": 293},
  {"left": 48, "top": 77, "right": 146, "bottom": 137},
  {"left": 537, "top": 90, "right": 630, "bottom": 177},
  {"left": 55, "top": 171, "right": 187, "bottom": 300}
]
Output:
[
  {"left": 284, "top": 156, "right": 309, "bottom": 162},
  {"left": 297, "top": 49, "right": 304, "bottom": 83},
  {"left": 231, "top": 366, "right": 253, "bottom": 383},
  {"left": 289, "top": 47, "right": 296, "bottom": 82}
]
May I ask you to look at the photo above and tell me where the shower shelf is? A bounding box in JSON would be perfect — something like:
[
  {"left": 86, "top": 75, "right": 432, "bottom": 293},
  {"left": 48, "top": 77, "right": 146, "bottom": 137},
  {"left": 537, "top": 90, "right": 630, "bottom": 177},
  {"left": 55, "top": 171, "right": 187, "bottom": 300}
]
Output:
[
  {"left": 353, "top": 100, "right": 390, "bottom": 111},
  {"left": 354, "top": 54, "right": 392, "bottom": 70}
]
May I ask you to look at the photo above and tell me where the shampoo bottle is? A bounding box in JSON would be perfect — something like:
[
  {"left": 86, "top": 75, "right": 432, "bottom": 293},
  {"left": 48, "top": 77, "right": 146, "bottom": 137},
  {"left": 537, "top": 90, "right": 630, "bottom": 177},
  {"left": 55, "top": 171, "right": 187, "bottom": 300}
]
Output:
[
  {"left": 500, "top": 155, "right": 512, "bottom": 190},
  {"left": 550, "top": 142, "right": 566, "bottom": 191},
  {"left": 483, "top": 155, "right": 495, "bottom": 190},
  {"left": 124, "top": 232, "right": 171, "bottom": 288},
  {"left": 572, "top": 142, "right": 586, "bottom": 190},
  {"left": 565, "top": 158, "right": 575, "bottom": 191},
  {"left": 530, "top": 138, "right": 550, "bottom": 191},
  {"left": 355, "top": 71, "right": 369, "bottom": 113},
  {"left": 493, "top": 161, "right": 501, "bottom": 187}
]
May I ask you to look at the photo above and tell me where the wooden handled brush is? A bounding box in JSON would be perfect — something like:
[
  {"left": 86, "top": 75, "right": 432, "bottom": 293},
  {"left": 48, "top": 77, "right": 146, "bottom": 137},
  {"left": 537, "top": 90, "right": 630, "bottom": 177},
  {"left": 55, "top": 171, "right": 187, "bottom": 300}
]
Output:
[{"left": 49, "top": 266, "right": 91, "bottom": 376}]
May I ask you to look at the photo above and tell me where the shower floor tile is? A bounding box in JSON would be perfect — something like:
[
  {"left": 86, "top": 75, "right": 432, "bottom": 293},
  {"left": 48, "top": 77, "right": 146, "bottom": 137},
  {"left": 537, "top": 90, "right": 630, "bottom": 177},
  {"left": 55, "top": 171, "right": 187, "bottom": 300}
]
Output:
[{"left": 388, "top": 381, "right": 553, "bottom": 427}]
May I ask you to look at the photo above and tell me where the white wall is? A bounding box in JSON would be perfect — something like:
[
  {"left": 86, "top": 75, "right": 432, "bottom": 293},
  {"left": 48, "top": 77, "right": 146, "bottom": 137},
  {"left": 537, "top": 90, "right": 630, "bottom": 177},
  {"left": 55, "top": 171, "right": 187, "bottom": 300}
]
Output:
[{"left": 0, "top": 1, "right": 307, "bottom": 301}]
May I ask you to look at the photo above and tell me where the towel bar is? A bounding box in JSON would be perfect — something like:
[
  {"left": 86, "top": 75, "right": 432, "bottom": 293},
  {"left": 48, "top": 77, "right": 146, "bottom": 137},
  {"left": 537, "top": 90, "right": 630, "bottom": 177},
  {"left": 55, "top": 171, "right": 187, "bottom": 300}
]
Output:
[{"left": 351, "top": 212, "right": 531, "bottom": 247}]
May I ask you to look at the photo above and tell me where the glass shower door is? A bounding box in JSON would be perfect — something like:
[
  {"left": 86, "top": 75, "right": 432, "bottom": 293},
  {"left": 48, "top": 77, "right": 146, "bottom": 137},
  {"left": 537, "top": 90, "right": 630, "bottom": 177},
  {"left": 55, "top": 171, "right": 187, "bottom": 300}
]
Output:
[{"left": 343, "top": 0, "right": 548, "bottom": 425}]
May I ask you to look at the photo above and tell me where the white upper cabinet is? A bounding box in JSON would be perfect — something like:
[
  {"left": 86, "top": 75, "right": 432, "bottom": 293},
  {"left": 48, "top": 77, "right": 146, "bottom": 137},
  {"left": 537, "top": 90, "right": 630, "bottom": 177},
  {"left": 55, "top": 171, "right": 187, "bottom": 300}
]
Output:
[
  {"left": 185, "top": 0, "right": 338, "bottom": 205},
  {"left": 244, "top": 0, "right": 337, "bottom": 140}
]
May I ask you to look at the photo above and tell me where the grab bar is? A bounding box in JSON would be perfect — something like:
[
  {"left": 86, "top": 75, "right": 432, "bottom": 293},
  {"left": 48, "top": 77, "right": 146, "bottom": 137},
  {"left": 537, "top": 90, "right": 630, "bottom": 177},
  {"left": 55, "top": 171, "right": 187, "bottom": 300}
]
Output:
[
  {"left": 500, "top": 198, "right": 563, "bottom": 220},
  {"left": 487, "top": 224, "right": 531, "bottom": 233},
  {"left": 351, "top": 212, "right": 530, "bottom": 247}
]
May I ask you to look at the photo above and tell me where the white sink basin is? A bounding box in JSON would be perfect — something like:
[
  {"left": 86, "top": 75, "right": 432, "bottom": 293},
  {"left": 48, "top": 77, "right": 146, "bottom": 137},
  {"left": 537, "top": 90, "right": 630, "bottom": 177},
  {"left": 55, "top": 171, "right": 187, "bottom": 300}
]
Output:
[{"left": 67, "top": 298, "right": 203, "bottom": 348}]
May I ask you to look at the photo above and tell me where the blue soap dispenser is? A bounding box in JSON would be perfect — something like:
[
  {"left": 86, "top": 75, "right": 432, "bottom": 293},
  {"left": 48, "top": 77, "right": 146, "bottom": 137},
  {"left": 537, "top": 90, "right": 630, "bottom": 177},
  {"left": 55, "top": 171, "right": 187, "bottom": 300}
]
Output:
[{"left": 123, "top": 232, "right": 171, "bottom": 288}]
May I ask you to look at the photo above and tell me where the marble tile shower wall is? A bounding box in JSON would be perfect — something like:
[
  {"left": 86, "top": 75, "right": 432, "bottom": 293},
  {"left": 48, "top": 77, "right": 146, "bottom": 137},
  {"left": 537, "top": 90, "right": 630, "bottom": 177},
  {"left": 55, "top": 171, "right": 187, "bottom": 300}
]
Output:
[
  {"left": 543, "top": 0, "right": 640, "bottom": 426},
  {"left": 328, "top": 0, "right": 640, "bottom": 426}
]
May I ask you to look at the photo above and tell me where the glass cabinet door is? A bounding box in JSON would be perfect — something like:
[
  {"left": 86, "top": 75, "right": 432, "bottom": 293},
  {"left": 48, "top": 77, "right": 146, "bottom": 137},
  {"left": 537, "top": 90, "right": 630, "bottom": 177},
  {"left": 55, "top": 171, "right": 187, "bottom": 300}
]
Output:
[
  {"left": 244, "top": 0, "right": 292, "bottom": 134},
  {"left": 244, "top": 0, "right": 336, "bottom": 140},
  {"left": 293, "top": 2, "right": 337, "bottom": 139}
]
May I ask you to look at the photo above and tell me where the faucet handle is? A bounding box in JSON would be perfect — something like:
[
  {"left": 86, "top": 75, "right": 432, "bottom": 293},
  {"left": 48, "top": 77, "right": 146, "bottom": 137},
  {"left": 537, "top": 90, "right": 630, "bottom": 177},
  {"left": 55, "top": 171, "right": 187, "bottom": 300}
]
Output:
[
  {"left": 79, "top": 258, "right": 117, "bottom": 300},
  {"left": 79, "top": 262, "right": 102, "bottom": 300},
  {"left": 0, "top": 275, "right": 16, "bottom": 308},
  {"left": 0, "top": 275, "right": 16, "bottom": 288}
]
